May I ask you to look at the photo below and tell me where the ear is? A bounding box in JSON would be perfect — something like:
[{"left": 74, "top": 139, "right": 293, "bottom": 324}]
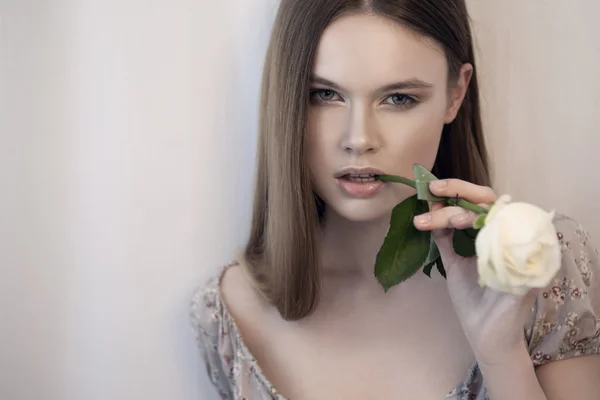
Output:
[{"left": 444, "top": 63, "right": 473, "bottom": 124}]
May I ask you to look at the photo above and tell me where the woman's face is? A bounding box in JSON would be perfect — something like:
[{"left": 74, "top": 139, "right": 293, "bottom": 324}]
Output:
[{"left": 307, "top": 13, "right": 471, "bottom": 222}]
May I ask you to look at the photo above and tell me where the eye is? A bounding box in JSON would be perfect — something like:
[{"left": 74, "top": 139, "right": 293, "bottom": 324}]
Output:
[
  {"left": 309, "top": 89, "right": 341, "bottom": 103},
  {"left": 384, "top": 93, "right": 417, "bottom": 108},
  {"left": 318, "top": 90, "right": 335, "bottom": 100}
]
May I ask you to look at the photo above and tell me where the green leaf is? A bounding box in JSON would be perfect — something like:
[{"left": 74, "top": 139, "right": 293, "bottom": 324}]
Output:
[
  {"left": 464, "top": 227, "right": 479, "bottom": 239},
  {"left": 422, "top": 238, "right": 447, "bottom": 279},
  {"left": 413, "top": 164, "right": 445, "bottom": 202},
  {"left": 424, "top": 236, "right": 439, "bottom": 265},
  {"left": 452, "top": 227, "right": 479, "bottom": 258},
  {"left": 422, "top": 236, "right": 437, "bottom": 278},
  {"left": 374, "top": 195, "right": 430, "bottom": 291},
  {"left": 423, "top": 261, "right": 435, "bottom": 278},
  {"left": 473, "top": 213, "right": 487, "bottom": 229},
  {"left": 436, "top": 257, "right": 447, "bottom": 278}
]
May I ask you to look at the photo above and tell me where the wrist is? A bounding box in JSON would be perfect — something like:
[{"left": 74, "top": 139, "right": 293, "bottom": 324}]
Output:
[
  {"left": 472, "top": 338, "right": 530, "bottom": 369},
  {"left": 476, "top": 343, "right": 531, "bottom": 372},
  {"left": 477, "top": 346, "right": 547, "bottom": 400}
]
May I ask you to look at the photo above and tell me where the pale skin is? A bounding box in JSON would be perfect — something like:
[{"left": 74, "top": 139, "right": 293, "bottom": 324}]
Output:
[{"left": 221, "top": 12, "right": 600, "bottom": 400}]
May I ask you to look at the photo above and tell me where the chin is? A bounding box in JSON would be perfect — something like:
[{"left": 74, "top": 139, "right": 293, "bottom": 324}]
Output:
[{"left": 326, "top": 198, "right": 394, "bottom": 223}]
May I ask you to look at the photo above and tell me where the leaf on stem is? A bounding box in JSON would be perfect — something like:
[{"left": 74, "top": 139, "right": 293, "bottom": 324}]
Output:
[
  {"left": 452, "top": 227, "right": 479, "bottom": 258},
  {"left": 374, "top": 195, "right": 430, "bottom": 291},
  {"left": 436, "top": 257, "right": 447, "bottom": 278},
  {"left": 423, "top": 238, "right": 447, "bottom": 279},
  {"left": 423, "top": 261, "right": 435, "bottom": 277},
  {"left": 413, "top": 164, "right": 445, "bottom": 202},
  {"left": 423, "top": 237, "right": 438, "bottom": 277}
]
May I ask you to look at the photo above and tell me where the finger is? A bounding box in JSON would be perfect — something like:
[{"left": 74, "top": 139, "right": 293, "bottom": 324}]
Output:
[
  {"left": 414, "top": 206, "right": 477, "bottom": 231},
  {"left": 449, "top": 211, "right": 478, "bottom": 230},
  {"left": 429, "top": 179, "right": 497, "bottom": 204}
]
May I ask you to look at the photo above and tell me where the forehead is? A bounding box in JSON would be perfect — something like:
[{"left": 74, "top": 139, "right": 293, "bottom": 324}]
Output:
[{"left": 312, "top": 13, "right": 448, "bottom": 87}]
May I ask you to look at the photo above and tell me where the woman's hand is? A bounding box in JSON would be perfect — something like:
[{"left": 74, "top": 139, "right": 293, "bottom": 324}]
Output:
[{"left": 413, "top": 179, "right": 536, "bottom": 367}]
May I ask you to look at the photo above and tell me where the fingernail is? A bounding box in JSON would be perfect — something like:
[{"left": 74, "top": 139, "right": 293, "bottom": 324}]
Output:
[
  {"left": 415, "top": 214, "right": 432, "bottom": 224},
  {"left": 431, "top": 180, "right": 447, "bottom": 188}
]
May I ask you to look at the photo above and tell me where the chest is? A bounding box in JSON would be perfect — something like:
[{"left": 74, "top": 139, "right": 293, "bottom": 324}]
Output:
[
  {"left": 258, "top": 332, "right": 473, "bottom": 400},
  {"left": 243, "top": 292, "right": 475, "bottom": 400}
]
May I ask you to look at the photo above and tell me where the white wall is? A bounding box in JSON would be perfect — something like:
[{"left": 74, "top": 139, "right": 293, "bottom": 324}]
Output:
[
  {"left": 1, "top": 1, "right": 599, "bottom": 400},
  {"left": 1, "top": 1, "right": 278, "bottom": 399},
  {"left": 468, "top": 0, "right": 600, "bottom": 240}
]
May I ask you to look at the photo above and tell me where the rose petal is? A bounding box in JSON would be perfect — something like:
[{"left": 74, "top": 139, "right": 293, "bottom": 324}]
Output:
[{"left": 474, "top": 198, "right": 561, "bottom": 295}]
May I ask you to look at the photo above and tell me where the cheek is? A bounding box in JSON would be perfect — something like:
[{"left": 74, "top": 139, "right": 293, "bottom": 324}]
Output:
[
  {"left": 306, "top": 109, "right": 338, "bottom": 192},
  {"left": 307, "top": 107, "right": 344, "bottom": 165},
  {"left": 379, "top": 104, "right": 447, "bottom": 170}
]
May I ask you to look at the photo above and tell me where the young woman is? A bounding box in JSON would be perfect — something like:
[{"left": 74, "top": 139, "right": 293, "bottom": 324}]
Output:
[{"left": 191, "top": 1, "right": 600, "bottom": 399}]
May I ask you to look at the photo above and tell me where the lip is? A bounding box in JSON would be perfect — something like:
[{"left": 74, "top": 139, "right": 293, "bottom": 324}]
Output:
[{"left": 334, "top": 166, "right": 387, "bottom": 178}]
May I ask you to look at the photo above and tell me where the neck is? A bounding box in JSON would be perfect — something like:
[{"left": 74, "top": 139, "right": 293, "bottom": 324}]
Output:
[{"left": 318, "top": 209, "right": 392, "bottom": 279}]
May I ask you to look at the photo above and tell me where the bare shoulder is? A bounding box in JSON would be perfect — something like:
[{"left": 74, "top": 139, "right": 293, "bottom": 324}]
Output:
[{"left": 220, "top": 258, "right": 274, "bottom": 330}]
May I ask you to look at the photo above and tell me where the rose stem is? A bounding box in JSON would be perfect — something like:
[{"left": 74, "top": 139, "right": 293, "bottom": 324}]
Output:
[{"left": 376, "top": 175, "right": 489, "bottom": 215}]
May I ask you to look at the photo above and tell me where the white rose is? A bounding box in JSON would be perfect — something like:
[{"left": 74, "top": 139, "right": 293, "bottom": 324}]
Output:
[{"left": 475, "top": 195, "right": 562, "bottom": 296}]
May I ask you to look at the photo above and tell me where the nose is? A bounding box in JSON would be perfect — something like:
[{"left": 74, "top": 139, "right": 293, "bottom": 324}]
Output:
[{"left": 340, "top": 105, "right": 381, "bottom": 155}]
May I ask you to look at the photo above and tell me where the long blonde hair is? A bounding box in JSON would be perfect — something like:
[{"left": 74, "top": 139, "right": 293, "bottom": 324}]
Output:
[{"left": 244, "top": 0, "right": 491, "bottom": 321}]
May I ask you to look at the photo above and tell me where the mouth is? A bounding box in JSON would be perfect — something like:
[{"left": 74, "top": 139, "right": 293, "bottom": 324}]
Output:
[
  {"left": 334, "top": 167, "right": 386, "bottom": 181},
  {"left": 339, "top": 173, "right": 379, "bottom": 182},
  {"left": 334, "top": 167, "right": 386, "bottom": 198}
]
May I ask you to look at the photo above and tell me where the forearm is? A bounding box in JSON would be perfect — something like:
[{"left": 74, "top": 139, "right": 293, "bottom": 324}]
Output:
[{"left": 477, "top": 347, "right": 547, "bottom": 400}]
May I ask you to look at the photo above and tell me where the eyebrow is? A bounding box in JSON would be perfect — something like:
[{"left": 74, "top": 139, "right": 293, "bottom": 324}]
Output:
[{"left": 310, "top": 75, "right": 434, "bottom": 93}]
